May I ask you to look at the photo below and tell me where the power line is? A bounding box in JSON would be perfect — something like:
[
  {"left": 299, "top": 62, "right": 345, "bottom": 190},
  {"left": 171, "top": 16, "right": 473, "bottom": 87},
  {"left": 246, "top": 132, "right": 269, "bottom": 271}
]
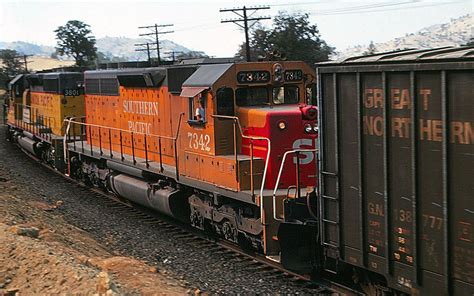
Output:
[
  {"left": 138, "top": 24, "right": 174, "bottom": 65},
  {"left": 311, "top": 0, "right": 467, "bottom": 15},
  {"left": 220, "top": 6, "right": 271, "bottom": 62}
]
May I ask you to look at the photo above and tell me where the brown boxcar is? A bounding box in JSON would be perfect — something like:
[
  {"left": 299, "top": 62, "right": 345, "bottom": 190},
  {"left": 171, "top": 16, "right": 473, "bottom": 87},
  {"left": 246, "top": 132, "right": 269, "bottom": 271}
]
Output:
[{"left": 317, "top": 47, "right": 473, "bottom": 295}]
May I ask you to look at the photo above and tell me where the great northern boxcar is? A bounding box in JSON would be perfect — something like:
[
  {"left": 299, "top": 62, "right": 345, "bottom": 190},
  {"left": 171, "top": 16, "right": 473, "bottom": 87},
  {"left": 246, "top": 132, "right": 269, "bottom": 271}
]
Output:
[{"left": 316, "top": 46, "right": 473, "bottom": 294}]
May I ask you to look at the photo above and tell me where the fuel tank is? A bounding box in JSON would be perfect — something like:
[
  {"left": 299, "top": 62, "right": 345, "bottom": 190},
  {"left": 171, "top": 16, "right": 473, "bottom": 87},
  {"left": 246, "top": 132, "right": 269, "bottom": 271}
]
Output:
[
  {"left": 107, "top": 173, "right": 190, "bottom": 223},
  {"left": 17, "top": 135, "right": 38, "bottom": 156}
]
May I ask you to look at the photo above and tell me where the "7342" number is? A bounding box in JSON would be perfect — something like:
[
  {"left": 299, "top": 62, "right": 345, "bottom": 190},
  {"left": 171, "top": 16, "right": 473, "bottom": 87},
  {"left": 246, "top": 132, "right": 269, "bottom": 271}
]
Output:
[{"left": 187, "top": 132, "right": 211, "bottom": 152}]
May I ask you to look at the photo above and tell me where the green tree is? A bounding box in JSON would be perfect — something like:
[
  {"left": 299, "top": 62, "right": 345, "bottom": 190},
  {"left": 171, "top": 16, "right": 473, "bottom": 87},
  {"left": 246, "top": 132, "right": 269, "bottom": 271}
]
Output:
[
  {"left": 237, "top": 12, "right": 334, "bottom": 64},
  {"left": 0, "top": 49, "right": 25, "bottom": 89},
  {"left": 55, "top": 20, "right": 97, "bottom": 67}
]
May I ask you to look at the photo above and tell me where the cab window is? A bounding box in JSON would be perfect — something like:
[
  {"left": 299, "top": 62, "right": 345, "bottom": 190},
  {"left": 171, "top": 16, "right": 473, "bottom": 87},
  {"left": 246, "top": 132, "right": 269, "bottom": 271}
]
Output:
[
  {"left": 216, "top": 87, "right": 234, "bottom": 116},
  {"left": 236, "top": 87, "right": 269, "bottom": 106},
  {"left": 272, "top": 86, "right": 299, "bottom": 105},
  {"left": 188, "top": 92, "right": 206, "bottom": 124}
]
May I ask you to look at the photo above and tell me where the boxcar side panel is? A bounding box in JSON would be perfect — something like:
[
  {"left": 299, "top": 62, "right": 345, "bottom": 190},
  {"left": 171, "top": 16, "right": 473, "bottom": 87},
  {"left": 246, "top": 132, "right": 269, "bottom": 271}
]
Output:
[
  {"left": 448, "top": 71, "right": 474, "bottom": 294},
  {"left": 338, "top": 73, "right": 364, "bottom": 266}
]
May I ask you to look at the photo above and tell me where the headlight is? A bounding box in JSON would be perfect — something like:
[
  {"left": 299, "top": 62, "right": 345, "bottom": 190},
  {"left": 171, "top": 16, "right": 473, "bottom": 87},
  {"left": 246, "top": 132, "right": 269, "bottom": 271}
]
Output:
[
  {"left": 278, "top": 121, "right": 286, "bottom": 130},
  {"left": 313, "top": 124, "right": 318, "bottom": 132},
  {"left": 304, "top": 123, "right": 312, "bottom": 133}
]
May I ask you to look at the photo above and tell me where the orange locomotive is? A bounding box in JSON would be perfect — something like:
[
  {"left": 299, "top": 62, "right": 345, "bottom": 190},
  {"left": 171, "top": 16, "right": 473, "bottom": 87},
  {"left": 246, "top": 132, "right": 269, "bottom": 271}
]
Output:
[{"left": 64, "top": 60, "right": 318, "bottom": 258}]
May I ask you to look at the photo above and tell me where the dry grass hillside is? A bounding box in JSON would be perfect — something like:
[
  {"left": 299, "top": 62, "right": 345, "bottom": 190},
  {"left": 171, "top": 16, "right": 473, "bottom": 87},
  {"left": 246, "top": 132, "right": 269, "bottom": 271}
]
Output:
[
  {"left": 0, "top": 57, "right": 75, "bottom": 72},
  {"left": 27, "top": 56, "right": 75, "bottom": 71}
]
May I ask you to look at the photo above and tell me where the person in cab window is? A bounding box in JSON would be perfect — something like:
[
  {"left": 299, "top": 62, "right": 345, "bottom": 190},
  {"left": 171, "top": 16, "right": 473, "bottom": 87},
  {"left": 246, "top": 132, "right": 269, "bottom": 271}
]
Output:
[{"left": 195, "top": 98, "right": 205, "bottom": 121}]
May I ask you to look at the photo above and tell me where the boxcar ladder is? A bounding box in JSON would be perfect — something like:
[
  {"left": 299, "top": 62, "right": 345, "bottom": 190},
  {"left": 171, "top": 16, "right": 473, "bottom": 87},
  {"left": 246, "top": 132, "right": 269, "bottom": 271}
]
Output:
[{"left": 320, "top": 170, "right": 341, "bottom": 273}]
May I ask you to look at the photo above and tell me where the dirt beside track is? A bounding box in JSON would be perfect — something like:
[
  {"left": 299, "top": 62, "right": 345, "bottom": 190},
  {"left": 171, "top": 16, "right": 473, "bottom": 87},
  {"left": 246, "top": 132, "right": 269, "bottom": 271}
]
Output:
[{"left": 0, "top": 179, "right": 188, "bottom": 295}]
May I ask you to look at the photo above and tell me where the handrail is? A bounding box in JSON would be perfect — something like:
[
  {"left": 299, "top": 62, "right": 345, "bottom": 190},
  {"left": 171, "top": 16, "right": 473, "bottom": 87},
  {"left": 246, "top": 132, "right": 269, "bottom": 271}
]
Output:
[
  {"left": 212, "top": 115, "right": 271, "bottom": 224},
  {"left": 211, "top": 114, "right": 271, "bottom": 197},
  {"left": 12, "top": 103, "right": 57, "bottom": 140},
  {"left": 63, "top": 113, "right": 185, "bottom": 178},
  {"left": 272, "top": 148, "right": 317, "bottom": 221}
]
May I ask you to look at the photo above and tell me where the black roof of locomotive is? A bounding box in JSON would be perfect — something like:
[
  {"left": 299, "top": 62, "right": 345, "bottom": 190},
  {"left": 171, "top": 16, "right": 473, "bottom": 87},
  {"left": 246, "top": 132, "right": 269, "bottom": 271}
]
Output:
[{"left": 182, "top": 63, "right": 233, "bottom": 87}]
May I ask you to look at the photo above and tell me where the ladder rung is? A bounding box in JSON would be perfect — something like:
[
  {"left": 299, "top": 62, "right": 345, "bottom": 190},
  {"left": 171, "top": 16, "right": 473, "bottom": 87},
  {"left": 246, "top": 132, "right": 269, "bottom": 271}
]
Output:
[
  {"left": 322, "top": 194, "right": 338, "bottom": 201},
  {"left": 322, "top": 218, "right": 338, "bottom": 225},
  {"left": 323, "top": 242, "right": 339, "bottom": 248},
  {"left": 321, "top": 171, "right": 337, "bottom": 176},
  {"left": 324, "top": 268, "right": 338, "bottom": 274}
]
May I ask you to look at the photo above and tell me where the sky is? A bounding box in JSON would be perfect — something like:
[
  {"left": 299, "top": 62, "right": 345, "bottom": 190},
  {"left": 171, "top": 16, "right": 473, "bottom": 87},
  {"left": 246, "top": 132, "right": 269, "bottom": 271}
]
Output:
[{"left": 0, "top": 0, "right": 472, "bottom": 58}]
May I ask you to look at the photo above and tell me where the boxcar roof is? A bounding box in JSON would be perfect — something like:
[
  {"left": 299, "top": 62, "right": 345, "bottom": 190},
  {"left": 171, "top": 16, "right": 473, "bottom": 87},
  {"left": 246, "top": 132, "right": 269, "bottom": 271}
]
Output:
[{"left": 319, "top": 46, "right": 474, "bottom": 66}]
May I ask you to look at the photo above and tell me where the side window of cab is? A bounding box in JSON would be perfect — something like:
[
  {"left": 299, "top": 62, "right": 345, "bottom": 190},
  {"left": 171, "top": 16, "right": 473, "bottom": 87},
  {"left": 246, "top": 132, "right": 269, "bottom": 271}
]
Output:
[{"left": 188, "top": 91, "right": 206, "bottom": 125}]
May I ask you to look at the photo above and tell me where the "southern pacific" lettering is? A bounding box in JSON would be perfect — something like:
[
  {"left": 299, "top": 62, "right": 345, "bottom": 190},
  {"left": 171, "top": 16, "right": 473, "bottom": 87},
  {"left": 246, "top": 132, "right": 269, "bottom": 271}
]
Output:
[{"left": 123, "top": 100, "right": 158, "bottom": 116}]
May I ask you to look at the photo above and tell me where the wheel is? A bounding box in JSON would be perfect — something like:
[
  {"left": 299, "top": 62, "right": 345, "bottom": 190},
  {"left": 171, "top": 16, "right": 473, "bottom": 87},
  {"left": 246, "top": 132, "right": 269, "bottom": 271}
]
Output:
[{"left": 221, "top": 220, "right": 238, "bottom": 243}]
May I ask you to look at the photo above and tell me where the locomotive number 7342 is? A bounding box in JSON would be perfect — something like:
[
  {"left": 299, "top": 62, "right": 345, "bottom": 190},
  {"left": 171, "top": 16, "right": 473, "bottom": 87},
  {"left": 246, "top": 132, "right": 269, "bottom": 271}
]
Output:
[{"left": 187, "top": 132, "right": 211, "bottom": 152}]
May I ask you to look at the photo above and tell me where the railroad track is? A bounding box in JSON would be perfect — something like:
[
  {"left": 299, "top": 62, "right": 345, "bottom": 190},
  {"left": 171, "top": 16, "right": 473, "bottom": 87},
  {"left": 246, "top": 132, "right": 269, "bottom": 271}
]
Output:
[{"left": 17, "top": 145, "right": 362, "bottom": 295}]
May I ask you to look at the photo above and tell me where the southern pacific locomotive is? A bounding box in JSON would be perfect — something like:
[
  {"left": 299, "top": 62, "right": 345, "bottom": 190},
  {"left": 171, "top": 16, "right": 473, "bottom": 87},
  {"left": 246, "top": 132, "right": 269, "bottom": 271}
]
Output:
[
  {"left": 5, "top": 60, "right": 319, "bottom": 262},
  {"left": 4, "top": 46, "right": 474, "bottom": 295}
]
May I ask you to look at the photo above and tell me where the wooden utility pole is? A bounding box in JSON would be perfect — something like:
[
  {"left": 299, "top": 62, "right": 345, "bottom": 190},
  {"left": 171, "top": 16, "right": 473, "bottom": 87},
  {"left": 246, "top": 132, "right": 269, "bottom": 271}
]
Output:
[
  {"left": 164, "top": 51, "right": 183, "bottom": 63},
  {"left": 220, "top": 6, "right": 270, "bottom": 62},
  {"left": 134, "top": 43, "right": 152, "bottom": 64},
  {"left": 138, "top": 24, "right": 174, "bottom": 65}
]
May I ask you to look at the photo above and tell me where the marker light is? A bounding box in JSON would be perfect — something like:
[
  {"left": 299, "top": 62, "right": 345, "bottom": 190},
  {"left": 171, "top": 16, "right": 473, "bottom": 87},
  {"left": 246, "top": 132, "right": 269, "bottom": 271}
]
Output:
[{"left": 278, "top": 121, "right": 286, "bottom": 130}]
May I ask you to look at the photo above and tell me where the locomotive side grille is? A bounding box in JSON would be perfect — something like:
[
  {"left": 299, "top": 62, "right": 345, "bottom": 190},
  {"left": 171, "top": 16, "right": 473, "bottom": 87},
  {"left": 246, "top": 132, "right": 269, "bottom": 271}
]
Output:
[
  {"left": 85, "top": 79, "right": 100, "bottom": 94},
  {"left": 85, "top": 78, "right": 119, "bottom": 96},
  {"left": 219, "top": 138, "right": 229, "bottom": 152},
  {"left": 100, "top": 78, "right": 119, "bottom": 96},
  {"left": 44, "top": 78, "right": 59, "bottom": 93}
]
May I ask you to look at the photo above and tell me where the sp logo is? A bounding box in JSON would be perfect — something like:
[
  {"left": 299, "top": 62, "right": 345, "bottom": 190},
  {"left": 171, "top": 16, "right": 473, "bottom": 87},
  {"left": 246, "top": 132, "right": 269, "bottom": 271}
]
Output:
[{"left": 292, "top": 139, "right": 317, "bottom": 164}]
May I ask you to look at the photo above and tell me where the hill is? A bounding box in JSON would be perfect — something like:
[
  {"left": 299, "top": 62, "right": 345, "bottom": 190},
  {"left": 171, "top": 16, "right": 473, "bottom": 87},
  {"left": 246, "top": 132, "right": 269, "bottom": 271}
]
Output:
[
  {"left": 0, "top": 41, "right": 55, "bottom": 57},
  {"left": 0, "top": 37, "right": 200, "bottom": 62},
  {"left": 96, "top": 36, "right": 195, "bottom": 61},
  {"left": 336, "top": 14, "right": 472, "bottom": 60}
]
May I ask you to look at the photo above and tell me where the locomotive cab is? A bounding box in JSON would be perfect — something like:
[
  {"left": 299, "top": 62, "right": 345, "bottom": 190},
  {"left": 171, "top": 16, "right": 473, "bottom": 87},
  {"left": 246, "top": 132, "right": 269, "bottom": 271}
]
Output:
[{"left": 179, "top": 61, "right": 318, "bottom": 256}]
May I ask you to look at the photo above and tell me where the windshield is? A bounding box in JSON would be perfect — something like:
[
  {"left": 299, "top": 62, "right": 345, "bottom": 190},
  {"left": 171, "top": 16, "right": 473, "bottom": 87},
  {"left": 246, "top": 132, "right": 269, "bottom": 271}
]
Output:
[
  {"left": 272, "top": 86, "right": 299, "bottom": 105},
  {"left": 236, "top": 87, "right": 269, "bottom": 106}
]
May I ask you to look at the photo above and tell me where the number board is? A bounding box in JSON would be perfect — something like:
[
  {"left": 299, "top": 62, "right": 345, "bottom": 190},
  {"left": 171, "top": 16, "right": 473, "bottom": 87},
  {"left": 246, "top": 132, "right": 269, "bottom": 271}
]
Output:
[
  {"left": 63, "top": 89, "right": 82, "bottom": 96},
  {"left": 284, "top": 70, "right": 303, "bottom": 82},
  {"left": 237, "top": 71, "right": 270, "bottom": 84}
]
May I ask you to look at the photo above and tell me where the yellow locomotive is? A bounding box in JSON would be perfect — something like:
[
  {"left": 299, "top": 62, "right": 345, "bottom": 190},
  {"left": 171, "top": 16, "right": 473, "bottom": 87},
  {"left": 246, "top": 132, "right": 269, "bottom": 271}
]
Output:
[{"left": 6, "top": 72, "right": 84, "bottom": 168}]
